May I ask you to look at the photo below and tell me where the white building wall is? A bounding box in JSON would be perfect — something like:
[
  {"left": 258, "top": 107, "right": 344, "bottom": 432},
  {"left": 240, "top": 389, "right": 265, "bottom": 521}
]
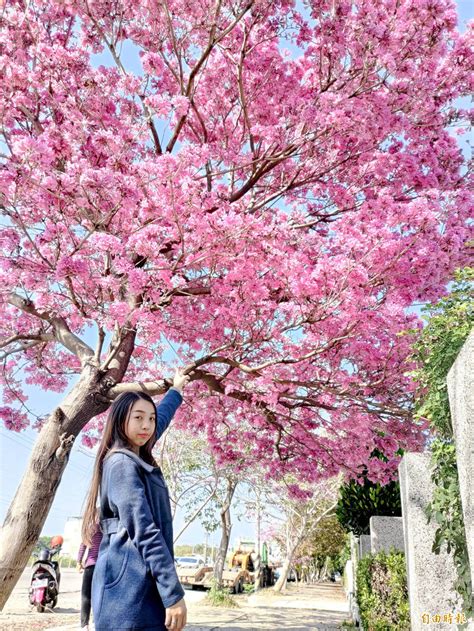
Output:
[{"left": 61, "top": 516, "right": 83, "bottom": 558}]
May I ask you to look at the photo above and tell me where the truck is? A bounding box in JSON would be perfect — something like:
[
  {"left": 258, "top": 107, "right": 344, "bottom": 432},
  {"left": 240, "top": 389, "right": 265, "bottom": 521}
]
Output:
[
  {"left": 176, "top": 541, "right": 275, "bottom": 592},
  {"left": 229, "top": 540, "right": 275, "bottom": 589},
  {"left": 176, "top": 563, "right": 250, "bottom": 593}
]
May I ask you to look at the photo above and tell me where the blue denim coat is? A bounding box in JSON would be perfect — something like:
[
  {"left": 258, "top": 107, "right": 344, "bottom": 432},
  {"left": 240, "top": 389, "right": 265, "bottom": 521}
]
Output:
[{"left": 92, "top": 389, "right": 185, "bottom": 631}]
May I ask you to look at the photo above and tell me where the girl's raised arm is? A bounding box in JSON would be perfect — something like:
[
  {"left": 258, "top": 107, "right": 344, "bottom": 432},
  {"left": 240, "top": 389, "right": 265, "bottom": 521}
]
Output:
[{"left": 156, "top": 369, "right": 190, "bottom": 439}]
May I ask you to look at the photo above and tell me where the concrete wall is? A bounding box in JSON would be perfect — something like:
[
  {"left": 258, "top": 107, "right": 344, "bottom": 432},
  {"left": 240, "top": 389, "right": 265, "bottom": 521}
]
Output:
[
  {"left": 369, "top": 516, "right": 404, "bottom": 554},
  {"left": 358, "top": 534, "right": 371, "bottom": 559},
  {"left": 399, "top": 453, "right": 461, "bottom": 631}
]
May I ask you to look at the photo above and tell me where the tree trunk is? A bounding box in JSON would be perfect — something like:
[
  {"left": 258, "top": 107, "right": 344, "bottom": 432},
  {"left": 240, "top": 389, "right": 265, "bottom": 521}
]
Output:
[
  {"left": 273, "top": 556, "right": 292, "bottom": 592},
  {"left": 0, "top": 365, "right": 112, "bottom": 609},
  {"left": 321, "top": 556, "right": 330, "bottom": 581},
  {"left": 203, "top": 532, "right": 208, "bottom": 565},
  {"left": 254, "top": 490, "right": 261, "bottom": 592},
  {"left": 213, "top": 479, "right": 237, "bottom": 587}
]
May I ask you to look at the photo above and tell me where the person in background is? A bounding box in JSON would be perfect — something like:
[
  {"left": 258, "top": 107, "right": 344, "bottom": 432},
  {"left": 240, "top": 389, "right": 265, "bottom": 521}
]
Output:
[{"left": 77, "top": 514, "right": 102, "bottom": 631}]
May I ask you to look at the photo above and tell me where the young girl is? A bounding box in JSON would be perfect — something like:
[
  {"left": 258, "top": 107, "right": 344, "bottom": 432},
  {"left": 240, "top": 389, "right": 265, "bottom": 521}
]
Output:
[
  {"left": 77, "top": 513, "right": 102, "bottom": 631},
  {"left": 82, "top": 370, "right": 189, "bottom": 631}
]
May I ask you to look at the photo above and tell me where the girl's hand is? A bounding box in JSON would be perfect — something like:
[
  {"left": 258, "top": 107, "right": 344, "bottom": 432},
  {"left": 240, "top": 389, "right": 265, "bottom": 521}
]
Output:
[
  {"left": 165, "top": 597, "right": 187, "bottom": 630},
  {"left": 172, "top": 369, "right": 190, "bottom": 393}
]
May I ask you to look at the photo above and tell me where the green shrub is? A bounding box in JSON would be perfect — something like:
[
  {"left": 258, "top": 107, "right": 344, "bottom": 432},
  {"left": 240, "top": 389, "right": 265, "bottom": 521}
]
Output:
[
  {"left": 410, "top": 267, "right": 473, "bottom": 440},
  {"left": 205, "top": 579, "right": 238, "bottom": 608},
  {"left": 337, "top": 478, "right": 402, "bottom": 535},
  {"left": 356, "top": 550, "right": 410, "bottom": 631},
  {"left": 324, "top": 535, "right": 350, "bottom": 577}
]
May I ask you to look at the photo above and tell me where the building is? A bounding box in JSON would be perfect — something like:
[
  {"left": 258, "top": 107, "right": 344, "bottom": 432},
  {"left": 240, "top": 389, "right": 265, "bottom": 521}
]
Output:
[{"left": 61, "top": 516, "right": 83, "bottom": 558}]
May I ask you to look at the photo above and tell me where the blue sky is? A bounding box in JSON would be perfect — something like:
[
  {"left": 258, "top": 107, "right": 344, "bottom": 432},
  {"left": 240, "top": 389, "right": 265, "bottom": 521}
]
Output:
[
  {"left": 457, "top": 0, "right": 472, "bottom": 25},
  {"left": 1, "top": 0, "right": 472, "bottom": 546}
]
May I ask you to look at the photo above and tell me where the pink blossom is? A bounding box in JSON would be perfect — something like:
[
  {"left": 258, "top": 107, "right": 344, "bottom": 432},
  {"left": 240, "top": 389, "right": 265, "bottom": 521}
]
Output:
[
  {"left": 0, "top": 407, "right": 29, "bottom": 431},
  {"left": 0, "top": 0, "right": 471, "bottom": 486}
]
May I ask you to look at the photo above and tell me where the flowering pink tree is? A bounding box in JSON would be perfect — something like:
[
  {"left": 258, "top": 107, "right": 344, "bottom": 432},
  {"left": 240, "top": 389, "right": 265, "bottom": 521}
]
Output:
[
  {"left": 156, "top": 426, "right": 240, "bottom": 585},
  {"left": 0, "top": 0, "right": 472, "bottom": 604},
  {"left": 268, "top": 477, "right": 340, "bottom": 591}
]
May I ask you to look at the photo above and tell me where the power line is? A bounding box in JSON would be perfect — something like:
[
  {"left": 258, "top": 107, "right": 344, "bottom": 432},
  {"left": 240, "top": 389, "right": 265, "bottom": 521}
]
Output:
[
  {"left": 76, "top": 445, "right": 97, "bottom": 459},
  {"left": 0, "top": 429, "right": 92, "bottom": 476},
  {"left": 0, "top": 495, "right": 67, "bottom": 519}
]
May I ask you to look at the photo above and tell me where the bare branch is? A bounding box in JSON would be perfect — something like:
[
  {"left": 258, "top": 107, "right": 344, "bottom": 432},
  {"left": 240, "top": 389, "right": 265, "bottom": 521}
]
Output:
[
  {"left": 0, "top": 339, "right": 45, "bottom": 361},
  {"left": 0, "top": 333, "right": 55, "bottom": 350},
  {"left": 173, "top": 487, "right": 218, "bottom": 543},
  {"left": 165, "top": 1, "right": 254, "bottom": 153},
  {"left": 94, "top": 326, "right": 105, "bottom": 363},
  {"left": 7, "top": 293, "right": 94, "bottom": 364},
  {"left": 189, "top": 324, "right": 357, "bottom": 375},
  {"left": 107, "top": 379, "right": 168, "bottom": 399}
]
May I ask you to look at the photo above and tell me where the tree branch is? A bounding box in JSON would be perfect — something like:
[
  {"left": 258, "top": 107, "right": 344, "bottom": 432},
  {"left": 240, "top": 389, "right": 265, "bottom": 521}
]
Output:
[
  {"left": 107, "top": 379, "right": 168, "bottom": 399},
  {"left": 84, "top": 2, "right": 162, "bottom": 154},
  {"left": 0, "top": 333, "right": 55, "bottom": 350},
  {"left": 7, "top": 294, "right": 94, "bottom": 364},
  {"left": 0, "top": 339, "right": 49, "bottom": 361},
  {"left": 173, "top": 487, "right": 218, "bottom": 543},
  {"left": 165, "top": 0, "right": 253, "bottom": 153}
]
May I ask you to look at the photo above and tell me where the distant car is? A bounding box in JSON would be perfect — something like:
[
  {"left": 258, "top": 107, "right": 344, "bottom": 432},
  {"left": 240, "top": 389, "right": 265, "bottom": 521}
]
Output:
[
  {"left": 274, "top": 568, "right": 296, "bottom": 582},
  {"left": 175, "top": 556, "right": 205, "bottom": 569}
]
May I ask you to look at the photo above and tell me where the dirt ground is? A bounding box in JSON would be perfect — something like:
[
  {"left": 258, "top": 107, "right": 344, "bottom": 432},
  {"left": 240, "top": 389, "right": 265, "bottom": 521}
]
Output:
[{"left": 0, "top": 569, "right": 351, "bottom": 630}]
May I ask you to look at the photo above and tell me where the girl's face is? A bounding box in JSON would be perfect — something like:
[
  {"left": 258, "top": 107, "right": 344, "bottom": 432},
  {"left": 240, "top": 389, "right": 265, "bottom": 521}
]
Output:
[{"left": 124, "top": 398, "right": 156, "bottom": 453}]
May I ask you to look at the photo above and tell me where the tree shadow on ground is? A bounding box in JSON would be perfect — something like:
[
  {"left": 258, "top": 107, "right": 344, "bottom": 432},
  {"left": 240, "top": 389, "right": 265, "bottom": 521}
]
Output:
[{"left": 188, "top": 607, "right": 348, "bottom": 630}]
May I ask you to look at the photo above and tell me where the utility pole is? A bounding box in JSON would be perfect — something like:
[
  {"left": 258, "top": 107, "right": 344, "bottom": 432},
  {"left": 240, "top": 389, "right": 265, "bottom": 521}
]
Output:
[
  {"left": 203, "top": 530, "right": 208, "bottom": 564},
  {"left": 254, "top": 488, "right": 262, "bottom": 592}
]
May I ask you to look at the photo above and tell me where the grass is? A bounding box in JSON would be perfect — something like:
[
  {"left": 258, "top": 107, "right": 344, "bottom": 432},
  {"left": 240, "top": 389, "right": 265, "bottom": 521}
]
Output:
[{"left": 205, "top": 581, "right": 239, "bottom": 608}]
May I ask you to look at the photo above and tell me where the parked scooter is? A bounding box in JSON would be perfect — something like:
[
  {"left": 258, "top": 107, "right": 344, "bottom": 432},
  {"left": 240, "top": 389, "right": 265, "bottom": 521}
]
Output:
[{"left": 29, "top": 535, "right": 64, "bottom": 612}]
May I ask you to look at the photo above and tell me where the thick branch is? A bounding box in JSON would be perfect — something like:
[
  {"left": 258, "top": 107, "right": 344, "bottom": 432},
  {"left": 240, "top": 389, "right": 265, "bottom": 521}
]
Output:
[
  {"left": 0, "top": 333, "right": 55, "bottom": 350},
  {"left": 7, "top": 294, "right": 94, "bottom": 364},
  {"left": 107, "top": 379, "right": 168, "bottom": 399},
  {"left": 100, "top": 328, "right": 137, "bottom": 385}
]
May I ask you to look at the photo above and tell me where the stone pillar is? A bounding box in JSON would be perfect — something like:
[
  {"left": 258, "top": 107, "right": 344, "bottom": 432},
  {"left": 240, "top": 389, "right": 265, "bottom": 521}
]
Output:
[
  {"left": 350, "top": 532, "right": 359, "bottom": 565},
  {"left": 349, "top": 533, "right": 361, "bottom": 625},
  {"left": 343, "top": 559, "right": 354, "bottom": 595},
  {"left": 399, "top": 453, "right": 462, "bottom": 630},
  {"left": 359, "top": 534, "right": 371, "bottom": 559},
  {"left": 369, "top": 516, "right": 405, "bottom": 554},
  {"left": 447, "top": 330, "right": 474, "bottom": 590}
]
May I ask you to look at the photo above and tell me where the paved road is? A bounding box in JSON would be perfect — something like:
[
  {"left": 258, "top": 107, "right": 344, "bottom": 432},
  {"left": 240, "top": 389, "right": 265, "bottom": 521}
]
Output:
[
  {"left": 0, "top": 568, "right": 205, "bottom": 630},
  {"left": 3, "top": 567, "right": 207, "bottom": 612},
  {"left": 0, "top": 569, "right": 350, "bottom": 630},
  {"left": 3, "top": 566, "right": 84, "bottom": 614}
]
